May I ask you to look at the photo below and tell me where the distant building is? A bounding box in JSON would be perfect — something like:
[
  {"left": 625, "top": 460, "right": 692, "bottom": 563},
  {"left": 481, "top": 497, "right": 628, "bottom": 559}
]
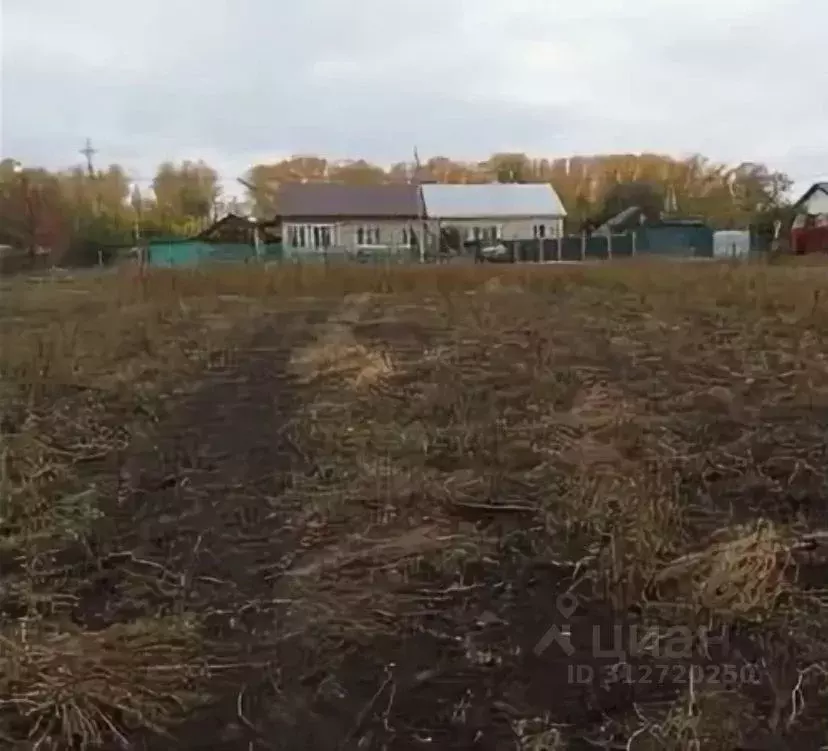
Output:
[
  {"left": 273, "top": 181, "right": 569, "bottom": 260},
  {"left": 590, "top": 205, "right": 714, "bottom": 258},
  {"left": 791, "top": 182, "right": 828, "bottom": 254},
  {"left": 420, "top": 183, "right": 567, "bottom": 246},
  {"left": 592, "top": 206, "right": 647, "bottom": 235},
  {"left": 142, "top": 213, "right": 281, "bottom": 268},
  {"left": 793, "top": 182, "right": 828, "bottom": 215},
  {"left": 195, "top": 213, "right": 280, "bottom": 245},
  {"left": 275, "top": 183, "right": 425, "bottom": 257}
]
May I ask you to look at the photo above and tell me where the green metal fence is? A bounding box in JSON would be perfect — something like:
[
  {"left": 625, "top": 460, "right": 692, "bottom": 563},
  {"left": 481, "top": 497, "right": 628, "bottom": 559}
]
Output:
[
  {"left": 146, "top": 241, "right": 283, "bottom": 267},
  {"left": 507, "top": 227, "right": 712, "bottom": 262},
  {"left": 146, "top": 227, "right": 714, "bottom": 269}
]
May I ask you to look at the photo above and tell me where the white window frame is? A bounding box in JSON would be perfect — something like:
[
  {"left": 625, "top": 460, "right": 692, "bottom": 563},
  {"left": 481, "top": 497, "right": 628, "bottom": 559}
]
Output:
[
  {"left": 466, "top": 226, "right": 502, "bottom": 243},
  {"left": 533, "top": 224, "right": 547, "bottom": 239},
  {"left": 480, "top": 225, "right": 502, "bottom": 244},
  {"left": 289, "top": 223, "right": 337, "bottom": 250},
  {"left": 356, "top": 225, "right": 382, "bottom": 246}
]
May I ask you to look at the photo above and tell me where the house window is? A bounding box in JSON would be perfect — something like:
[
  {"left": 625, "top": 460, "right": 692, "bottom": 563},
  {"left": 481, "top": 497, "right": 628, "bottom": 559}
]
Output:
[
  {"left": 465, "top": 225, "right": 502, "bottom": 243},
  {"left": 356, "top": 225, "right": 382, "bottom": 245},
  {"left": 533, "top": 224, "right": 546, "bottom": 239},
  {"left": 402, "top": 226, "right": 419, "bottom": 247},
  {"left": 482, "top": 226, "right": 502, "bottom": 243},
  {"left": 312, "top": 226, "right": 334, "bottom": 248},
  {"left": 289, "top": 224, "right": 336, "bottom": 249}
]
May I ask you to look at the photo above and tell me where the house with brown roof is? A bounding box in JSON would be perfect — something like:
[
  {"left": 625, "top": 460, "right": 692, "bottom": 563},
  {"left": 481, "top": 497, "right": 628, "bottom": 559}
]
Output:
[{"left": 275, "top": 182, "right": 426, "bottom": 257}]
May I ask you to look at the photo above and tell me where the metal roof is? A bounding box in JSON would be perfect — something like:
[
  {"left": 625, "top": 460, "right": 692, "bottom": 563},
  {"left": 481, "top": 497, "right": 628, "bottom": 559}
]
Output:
[
  {"left": 792, "top": 181, "right": 828, "bottom": 207},
  {"left": 421, "top": 183, "right": 566, "bottom": 219},
  {"left": 594, "top": 205, "right": 644, "bottom": 234},
  {"left": 276, "top": 182, "right": 423, "bottom": 219}
]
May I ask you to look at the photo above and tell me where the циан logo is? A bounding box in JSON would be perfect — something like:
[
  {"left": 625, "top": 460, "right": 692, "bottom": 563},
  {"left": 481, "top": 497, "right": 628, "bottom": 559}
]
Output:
[{"left": 534, "top": 593, "right": 731, "bottom": 662}]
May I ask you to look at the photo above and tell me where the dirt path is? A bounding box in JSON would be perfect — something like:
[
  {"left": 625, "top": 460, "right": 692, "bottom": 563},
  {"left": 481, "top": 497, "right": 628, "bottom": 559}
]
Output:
[{"left": 82, "top": 308, "right": 341, "bottom": 750}]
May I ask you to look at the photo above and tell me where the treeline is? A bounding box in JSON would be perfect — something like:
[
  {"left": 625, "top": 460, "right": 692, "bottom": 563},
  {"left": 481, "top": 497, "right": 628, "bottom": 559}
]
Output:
[
  {"left": 0, "top": 158, "right": 226, "bottom": 267},
  {"left": 0, "top": 152, "right": 793, "bottom": 267},
  {"left": 247, "top": 153, "right": 792, "bottom": 231}
]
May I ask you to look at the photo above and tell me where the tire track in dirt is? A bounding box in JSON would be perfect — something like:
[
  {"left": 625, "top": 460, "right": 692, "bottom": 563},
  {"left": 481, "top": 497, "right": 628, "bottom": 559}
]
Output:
[{"left": 90, "top": 305, "right": 351, "bottom": 750}]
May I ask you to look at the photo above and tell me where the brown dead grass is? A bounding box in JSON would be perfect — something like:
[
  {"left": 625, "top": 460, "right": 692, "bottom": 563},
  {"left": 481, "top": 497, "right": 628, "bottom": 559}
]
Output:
[
  {"left": 3, "top": 260, "right": 828, "bottom": 748},
  {"left": 0, "top": 617, "right": 206, "bottom": 750},
  {"left": 262, "top": 261, "right": 828, "bottom": 748}
]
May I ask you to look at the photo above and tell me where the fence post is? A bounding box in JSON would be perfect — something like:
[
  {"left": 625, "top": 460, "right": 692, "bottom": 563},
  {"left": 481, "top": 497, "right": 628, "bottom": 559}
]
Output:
[
  {"left": 556, "top": 237, "right": 562, "bottom": 262},
  {"left": 253, "top": 226, "right": 262, "bottom": 262},
  {"left": 607, "top": 234, "right": 613, "bottom": 261},
  {"left": 631, "top": 231, "right": 637, "bottom": 257},
  {"left": 540, "top": 237, "right": 545, "bottom": 263},
  {"left": 580, "top": 232, "right": 586, "bottom": 261}
]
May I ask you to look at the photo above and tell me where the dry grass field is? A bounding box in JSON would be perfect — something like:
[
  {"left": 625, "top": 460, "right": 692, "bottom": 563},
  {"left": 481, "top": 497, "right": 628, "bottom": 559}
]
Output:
[{"left": 2, "top": 260, "right": 828, "bottom": 750}]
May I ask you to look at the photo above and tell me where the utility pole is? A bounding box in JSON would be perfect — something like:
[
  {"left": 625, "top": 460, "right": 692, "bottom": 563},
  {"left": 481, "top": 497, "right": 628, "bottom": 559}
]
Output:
[
  {"left": 80, "top": 138, "right": 103, "bottom": 224},
  {"left": 413, "top": 146, "right": 427, "bottom": 263},
  {"left": 13, "top": 164, "right": 36, "bottom": 260},
  {"left": 80, "top": 138, "right": 97, "bottom": 178}
]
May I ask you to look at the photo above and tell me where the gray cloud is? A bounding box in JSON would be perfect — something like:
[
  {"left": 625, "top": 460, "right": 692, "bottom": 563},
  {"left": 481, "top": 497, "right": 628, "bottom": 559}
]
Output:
[{"left": 2, "top": 0, "right": 826, "bottom": 197}]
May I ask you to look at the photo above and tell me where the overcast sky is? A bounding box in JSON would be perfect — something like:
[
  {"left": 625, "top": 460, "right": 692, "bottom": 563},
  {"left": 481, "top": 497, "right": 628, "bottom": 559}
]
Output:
[{"left": 1, "top": 0, "right": 825, "bottom": 199}]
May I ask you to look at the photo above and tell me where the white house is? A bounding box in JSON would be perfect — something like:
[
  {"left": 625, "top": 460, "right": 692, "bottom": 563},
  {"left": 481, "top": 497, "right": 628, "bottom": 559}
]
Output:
[
  {"left": 420, "top": 183, "right": 567, "bottom": 244},
  {"left": 791, "top": 182, "right": 828, "bottom": 254},
  {"left": 792, "top": 182, "right": 828, "bottom": 218}
]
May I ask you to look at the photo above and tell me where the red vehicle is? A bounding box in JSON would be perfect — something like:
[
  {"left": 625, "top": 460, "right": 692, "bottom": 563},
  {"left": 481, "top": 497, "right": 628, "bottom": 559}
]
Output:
[{"left": 791, "top": 182, "right": 828, "bottom": 254}]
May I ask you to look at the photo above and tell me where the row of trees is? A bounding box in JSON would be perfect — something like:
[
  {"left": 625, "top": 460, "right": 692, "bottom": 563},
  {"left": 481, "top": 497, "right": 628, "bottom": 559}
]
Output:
[
  {"left": 0, "top": 152, "right": 793, "bottom": 267},
  {"left": 0, "top": 158, "right": 224, "bottom": 266},
  {"left": 248, "top": 153, "right": 792, "bottom": 228}
]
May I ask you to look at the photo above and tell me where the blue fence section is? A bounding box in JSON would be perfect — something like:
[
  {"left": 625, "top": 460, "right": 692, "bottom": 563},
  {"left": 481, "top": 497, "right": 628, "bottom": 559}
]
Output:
[
  {"left": 506, "top": 234, "right": 634, "bottom": 262},
  {"left": 146, "top": 241, "right": 283, "bottom": 267},
  {"left": 634, "top": 226, "right": 713, "bottom": 258},
  {"left": 501, "top": 228, "right": 711, "bottom": 262}
]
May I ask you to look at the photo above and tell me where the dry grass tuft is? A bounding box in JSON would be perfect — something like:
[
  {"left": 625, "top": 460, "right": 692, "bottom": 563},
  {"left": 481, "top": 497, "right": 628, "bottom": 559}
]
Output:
[
  {"left": 615, "top": 687, "right": 758, "bottom": 750},
  {"left": 289, "top": 322, "right": 393, "bottom": 387},
  {"left": 0, "top": 617, "right": 206, "bottom": 750},
  {"left": 653, "top": 520, "right": 791, "bottom": 616},
  {"left": 288, "top": 292, "right": 395, "bottom": 387}
]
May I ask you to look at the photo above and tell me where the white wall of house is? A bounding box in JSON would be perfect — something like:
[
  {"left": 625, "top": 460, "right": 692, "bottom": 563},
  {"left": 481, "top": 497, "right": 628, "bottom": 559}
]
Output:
[
  {"left": 802, "top": 189, "right": 828, "bottom": 215},
  {"left": 283, "top": 215, "right": 565, "bottom": 256},
  {"left": 426, "top": 217, "right": 564, "bottom": 242},
  {"left": 283, "top": 219, "right": 423, "bottom": 252}
]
